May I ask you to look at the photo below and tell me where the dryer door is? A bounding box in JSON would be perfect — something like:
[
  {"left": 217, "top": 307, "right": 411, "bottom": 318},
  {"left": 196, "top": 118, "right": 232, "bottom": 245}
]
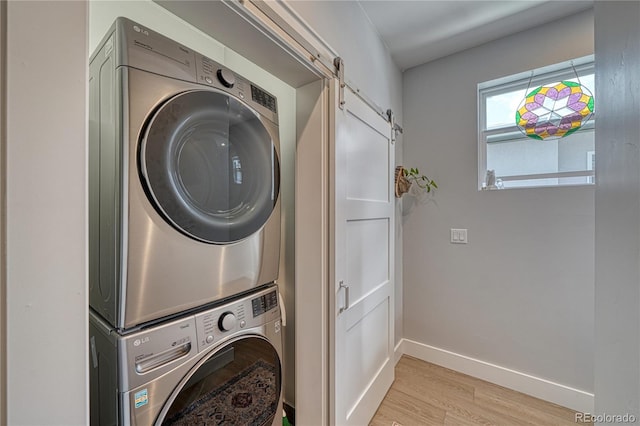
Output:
[
  {"left": 140, "top": 89, "right": 280, "bottom": 244},
  {"left": 158, "top": 336, "right": 281, "bottom": 426}
]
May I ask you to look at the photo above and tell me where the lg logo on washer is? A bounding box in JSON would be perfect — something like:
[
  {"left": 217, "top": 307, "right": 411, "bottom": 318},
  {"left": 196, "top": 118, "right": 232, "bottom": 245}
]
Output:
[{"left": 133, "top": 337, "right": 150, "bottom": 347}]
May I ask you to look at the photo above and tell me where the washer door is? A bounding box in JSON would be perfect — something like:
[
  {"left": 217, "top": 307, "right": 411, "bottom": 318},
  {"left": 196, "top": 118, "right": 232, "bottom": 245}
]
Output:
[
  {"left": 140, "top": 89, "right": 280, "bottom": 244},
  {"left": 159, "top": 336, "right": 281, "bottom": 426}
]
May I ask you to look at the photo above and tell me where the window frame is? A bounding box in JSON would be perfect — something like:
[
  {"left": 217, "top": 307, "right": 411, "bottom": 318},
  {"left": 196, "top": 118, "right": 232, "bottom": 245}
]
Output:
[{"left": 477, "top": 55, "right": 595, "bottom": 190}]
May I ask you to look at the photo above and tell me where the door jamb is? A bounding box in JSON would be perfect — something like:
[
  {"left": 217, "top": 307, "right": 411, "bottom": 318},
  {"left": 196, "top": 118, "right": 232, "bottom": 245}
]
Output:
[{"left": 0, "top": 0, "right": 8, "bottom": 423}]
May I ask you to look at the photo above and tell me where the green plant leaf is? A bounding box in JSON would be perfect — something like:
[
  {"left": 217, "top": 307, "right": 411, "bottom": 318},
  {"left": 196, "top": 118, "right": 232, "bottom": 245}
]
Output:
[
  {"left": 562, "top": 80, "right": 581, "bottom": 87},
  {"left": 400, "top": 165, "right": 438, "bottom": 195}
]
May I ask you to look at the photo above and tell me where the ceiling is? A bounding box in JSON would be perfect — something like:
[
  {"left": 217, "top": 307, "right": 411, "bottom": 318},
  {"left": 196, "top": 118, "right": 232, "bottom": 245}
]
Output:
[{"left": 357, "top": 0, "right": 594, "bottom": 70}]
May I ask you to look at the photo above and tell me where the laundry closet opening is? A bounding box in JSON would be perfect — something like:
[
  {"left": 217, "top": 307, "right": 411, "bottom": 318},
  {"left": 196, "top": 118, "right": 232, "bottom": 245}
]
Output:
[{"left": 89, "top": 0, "right": 330, "bottom": 423}]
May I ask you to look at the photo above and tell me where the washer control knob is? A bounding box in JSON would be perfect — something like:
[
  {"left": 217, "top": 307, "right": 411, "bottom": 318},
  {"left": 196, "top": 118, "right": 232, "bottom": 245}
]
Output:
[
  {"left": 218, "top": 312, "right": 237, "bottom": 332},
  {"left": 217, "top": 69, "right": 236, "bottom": 88},
  {"left": 206, "top": 335, "right": 214, "bottom": 344}
]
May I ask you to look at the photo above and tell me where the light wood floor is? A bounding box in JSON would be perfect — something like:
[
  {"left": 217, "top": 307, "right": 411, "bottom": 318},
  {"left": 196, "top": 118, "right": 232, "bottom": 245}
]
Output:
[{"left": 370, "top": 355, "right": 591, "bottom": 426}]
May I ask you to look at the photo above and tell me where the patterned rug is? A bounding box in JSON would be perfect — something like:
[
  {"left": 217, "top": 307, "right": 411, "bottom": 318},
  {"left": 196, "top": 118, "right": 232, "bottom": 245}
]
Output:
[{"left": 163, "top": 359, "right": 278, "bottom": 425}]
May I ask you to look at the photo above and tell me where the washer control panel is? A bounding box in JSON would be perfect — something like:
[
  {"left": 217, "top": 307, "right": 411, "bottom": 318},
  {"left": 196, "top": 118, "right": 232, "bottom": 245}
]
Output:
[
  {"left": 218, "top": 312, "right": 237, "bottom": 331},
  {"left": 194, "top": 285, "right": 280, "bottom": 353},
  {"left": 251, "top": 290, "right": 278, "bottom": 317},
  {"left": 119, "top": 285, "right": 280, "bottom": 390},
  {"left": 121, "top": 316, "right": 197, "bottom": 390}
]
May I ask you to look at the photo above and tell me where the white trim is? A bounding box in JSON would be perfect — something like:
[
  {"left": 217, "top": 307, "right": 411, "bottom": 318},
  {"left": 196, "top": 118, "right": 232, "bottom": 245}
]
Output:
[
  {"left": 295, "top": 80, "right": 329, "bottom": 426},
  {"left": 400, "top": 338, "right": 594, "bottom": 414},
  {"left": 586, "top": 150, "right": 595, "bottom": 184},
  {"left": 499, "top": 169, "right": 594, "bottom": 182},
  {"left": 255, "top": 0, "right": 338, "bottom": 63},
  {"left": 478, "top": 54, "right": 594, "bottom": 92},
  {"left": 233, "top": 0, "right": 334, "bottom": 80},
  {"left": 0, "top": 0, "right": 6, "bottom": 422},
  {"left": 393, "top": 340, "right": 404, "bottom": 365}
]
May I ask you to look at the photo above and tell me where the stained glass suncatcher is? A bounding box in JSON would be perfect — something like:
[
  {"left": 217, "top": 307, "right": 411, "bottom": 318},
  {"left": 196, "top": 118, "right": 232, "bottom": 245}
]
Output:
[{"left": 515, "top": 81, "right": 594, "bottom": 140}]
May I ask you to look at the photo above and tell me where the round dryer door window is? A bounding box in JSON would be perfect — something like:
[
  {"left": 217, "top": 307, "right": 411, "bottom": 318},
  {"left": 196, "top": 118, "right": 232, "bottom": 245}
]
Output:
[
  {"left": 141, "top": 89, "right": 280, "bottom": 244},
  {"left": 159, "top": 336, "right": 281, "bottom": 425}
]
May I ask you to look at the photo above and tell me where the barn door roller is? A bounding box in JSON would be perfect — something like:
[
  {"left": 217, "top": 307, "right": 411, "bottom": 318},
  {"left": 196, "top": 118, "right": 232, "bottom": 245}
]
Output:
[
  {"left": 333, "top": 56, "right": 403, "bottom": 140},
  {"left": 334, "top": 57, "right": 345, "bottom": 110},
  {"left": 387, "top": 109, "right": 403, "bottom": 144}
]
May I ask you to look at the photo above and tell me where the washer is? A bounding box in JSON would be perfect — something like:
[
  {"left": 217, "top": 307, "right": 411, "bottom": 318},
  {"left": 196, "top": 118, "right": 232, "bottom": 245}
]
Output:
[
  {"left": 89, "top": 285, "right": 283, "bottom": 425},
  {"left": 89, "top": 18, "right": 281, "bottom": 330}
]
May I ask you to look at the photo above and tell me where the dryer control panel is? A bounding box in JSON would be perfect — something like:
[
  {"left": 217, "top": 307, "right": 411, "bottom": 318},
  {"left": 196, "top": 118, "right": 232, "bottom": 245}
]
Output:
[
  {"left": 106, "top": 17, "right": 279, "bottom": 126},
  {"left": 195, "top": 54, "right": 278, "bottom": 124}
]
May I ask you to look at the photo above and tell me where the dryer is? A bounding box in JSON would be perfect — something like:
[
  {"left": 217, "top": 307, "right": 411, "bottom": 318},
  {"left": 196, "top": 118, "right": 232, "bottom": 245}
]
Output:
[
  {"left": 89, "top": 18, "right": 281, "bottom": 330},
  {"left": 89, "top": 284, "right": 283, "bottom": 425}
]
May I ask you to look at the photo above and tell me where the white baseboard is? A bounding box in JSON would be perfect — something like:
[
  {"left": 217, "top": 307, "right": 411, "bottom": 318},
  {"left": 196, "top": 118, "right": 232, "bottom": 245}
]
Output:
[{"left": 400, "top": 338, "right": 594, "bottom": 414}]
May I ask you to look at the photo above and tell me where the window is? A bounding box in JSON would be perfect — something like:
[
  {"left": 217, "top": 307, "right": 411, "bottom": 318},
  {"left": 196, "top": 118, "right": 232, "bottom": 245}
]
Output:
[{"left": 478, "top": 56, "right": 595, "bottom": 189}]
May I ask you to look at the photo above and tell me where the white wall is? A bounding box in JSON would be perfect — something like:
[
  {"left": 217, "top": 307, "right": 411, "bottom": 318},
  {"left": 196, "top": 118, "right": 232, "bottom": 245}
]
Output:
[
  {"left": 6, "top": 1, "right": 88, "bottom": 424},
  {"left": 89, "top": 0, "right": 298, "bottom": 406},
  {"left": 287, "top": 0, "right": 405, "bottom": 348},
  {"left": 594, "top": 1, "right": 640, "bottom": 420},
  {"left": 402, "top": 8, "right": 595, "bottom": 407}
]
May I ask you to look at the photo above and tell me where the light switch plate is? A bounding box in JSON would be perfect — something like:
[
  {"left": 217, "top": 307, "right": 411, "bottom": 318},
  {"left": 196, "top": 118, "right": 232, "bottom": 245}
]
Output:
[{"left": 450, "top": 228, "right": 468, "bottom": 244}]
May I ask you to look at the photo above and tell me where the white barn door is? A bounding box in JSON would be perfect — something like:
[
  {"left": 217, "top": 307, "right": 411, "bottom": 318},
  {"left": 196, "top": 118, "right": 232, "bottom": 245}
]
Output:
[{"left": 331, "top": 81, "right": 395, "bottom": 426}]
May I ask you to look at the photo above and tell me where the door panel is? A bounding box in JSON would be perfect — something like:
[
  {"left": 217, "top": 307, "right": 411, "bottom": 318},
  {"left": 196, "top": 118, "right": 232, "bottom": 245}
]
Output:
[
  {"left": 332, "top": 81, "right": 394, "bottom": 426},
  {"left": 344, "top": 295, "right": 391, "bottom": 417},
  {"left": 345, "top": 110, "right": 390, "bottom": 202},
  {"left": 346, "top": 218, "right": 389, "bottom": 303}
]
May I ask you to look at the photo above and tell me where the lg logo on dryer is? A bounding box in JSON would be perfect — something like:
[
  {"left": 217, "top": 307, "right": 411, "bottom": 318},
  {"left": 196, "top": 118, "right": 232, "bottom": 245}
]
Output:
[{"left": 132, "top": 25, "right": 149, "bottom": 36}]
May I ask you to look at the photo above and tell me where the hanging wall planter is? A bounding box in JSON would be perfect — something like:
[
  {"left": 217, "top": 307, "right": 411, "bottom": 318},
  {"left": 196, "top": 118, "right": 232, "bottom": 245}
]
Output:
[
  {"left": 395, "top": 166, "right": 412, "bottom": 197},
  {"left": 394, "top": 166, "right": 437, "bottom": 198}
]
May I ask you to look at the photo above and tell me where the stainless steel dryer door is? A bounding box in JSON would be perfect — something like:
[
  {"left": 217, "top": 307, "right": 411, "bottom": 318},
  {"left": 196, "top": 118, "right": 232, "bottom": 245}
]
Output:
[
  {"left": 157, "top": 336, "right": 281, "bottom": 425},
  {"left": 140, "top": 89, "right": 280, "bottom": 244}
]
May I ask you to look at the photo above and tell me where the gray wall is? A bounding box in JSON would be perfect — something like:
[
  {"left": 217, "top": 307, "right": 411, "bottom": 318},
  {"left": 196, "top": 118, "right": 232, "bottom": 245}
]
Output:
[
  {"left": 288, "top": 1, "right": 402, "bottom": 117},
  {"left": 6, "top": 1, "right": 88, "bottom": 424},
  {"left": 402, "top": 9, "right": 595, "bottom": 393},
  {"left": 594, "top": 1, "right": 640, "bottom": 420},
  {"left": 288, "top": 0, "right": 405, "bottom": 348}
]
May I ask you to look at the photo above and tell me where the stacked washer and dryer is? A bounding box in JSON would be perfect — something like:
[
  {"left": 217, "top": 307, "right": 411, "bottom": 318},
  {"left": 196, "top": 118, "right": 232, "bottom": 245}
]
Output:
[{"left": 89, "top": 17, "right": 284, "bottom": 425}]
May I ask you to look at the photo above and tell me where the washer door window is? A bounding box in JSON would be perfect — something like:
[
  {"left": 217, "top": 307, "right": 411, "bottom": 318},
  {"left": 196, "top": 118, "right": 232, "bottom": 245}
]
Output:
[
  {"left": 160, "top": 336, "right": 281, "bottom": 426},
  {"left": 141, "top": 90, "right": 280, "bottom": 244}
]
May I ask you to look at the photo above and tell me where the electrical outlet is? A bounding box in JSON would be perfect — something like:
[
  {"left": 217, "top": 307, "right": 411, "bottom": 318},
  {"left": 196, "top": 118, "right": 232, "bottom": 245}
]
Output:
[{"left": 450, "top": 228, "right": 468, "bottom": 244}]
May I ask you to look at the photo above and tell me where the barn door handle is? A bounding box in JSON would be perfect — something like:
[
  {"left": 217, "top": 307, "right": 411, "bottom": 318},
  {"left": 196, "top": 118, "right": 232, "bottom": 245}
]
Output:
[{"left": 339, "top": 281, "right": 350, "bottom": 313}]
